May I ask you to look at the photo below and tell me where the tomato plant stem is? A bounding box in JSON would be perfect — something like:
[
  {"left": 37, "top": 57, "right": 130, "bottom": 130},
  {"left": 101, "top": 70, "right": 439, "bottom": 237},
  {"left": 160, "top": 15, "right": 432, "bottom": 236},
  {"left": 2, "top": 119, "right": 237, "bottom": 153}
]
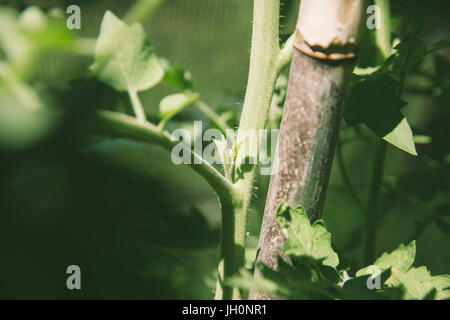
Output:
[
  {"left": 374, "top": 0, "right": 392, "bottom": 60},
  {"left": 214, "top": 0, "right": 282, "bottom": 300}
]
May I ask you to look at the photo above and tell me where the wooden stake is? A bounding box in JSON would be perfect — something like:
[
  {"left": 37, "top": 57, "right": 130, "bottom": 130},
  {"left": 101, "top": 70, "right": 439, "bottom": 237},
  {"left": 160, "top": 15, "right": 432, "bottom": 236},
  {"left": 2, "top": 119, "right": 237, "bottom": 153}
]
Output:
[{"left": 250, "top": 0, "right": 366, "bottom": 300}]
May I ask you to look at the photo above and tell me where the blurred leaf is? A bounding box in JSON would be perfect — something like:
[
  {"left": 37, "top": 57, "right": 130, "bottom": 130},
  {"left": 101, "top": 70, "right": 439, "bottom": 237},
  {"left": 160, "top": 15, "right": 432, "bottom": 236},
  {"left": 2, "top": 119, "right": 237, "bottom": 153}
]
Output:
[
  {"left": 426, "top": 40, "right": 450, "bottom": 55},
  {"left": 0, "top": 6, "right": 74, "bottom": 76},
  {"left": 0, "top": 62, "right": 59, "bottom": 151},
  {"left": 0, "top": 62, "right": 42, "bottom": 110},
  {"left": 160, "top": 61, "right": 195, "bottom": 91},
  {"left": 414, "top": 134, "right": 432, "bottom": 144},
  {"left": 344, "top": 73, "right": 417, "bottom": 155},
  {"left": 90, "top": 11, "right": 164, "bottom": 93},
  {"left": 159, "top": 92, "right": 199, "bottom": 122},
  {"left": 18, "top": 5, "right": 48, "bottom": 30},
  {"left": 389, "top": 39, "right": 428, "bottom": 70},
  {"left": 388, "top": 38, "right": 450, "bottom": 71}
]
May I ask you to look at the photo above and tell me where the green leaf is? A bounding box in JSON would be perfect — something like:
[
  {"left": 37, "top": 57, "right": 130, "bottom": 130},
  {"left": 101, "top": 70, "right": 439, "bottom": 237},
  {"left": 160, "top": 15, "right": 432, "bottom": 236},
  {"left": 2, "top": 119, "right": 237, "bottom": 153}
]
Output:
[
  {"left": 395, "top": 266, "right": 435, "bottom": 300},
  {"left": 392, "top": 266, "right": 449, "bottom": 300},
  {"left": 160, "top": 60, "right": 195, "bottom": 91},
  {"left": 230, "top": 204, "right": 448, "bottom": 300},
  {"left": 0, "top": 62, "right": 59, "bottom": 151},
  {"left": 276, "top": 202, "right": 339, "bottom": 268},
  {"left": 356, "top": 241, "right": 450, "bottom": 300},
  {"left": 344, "top": 74, "right": 417, "bottom": 155},
  {"left": 229, "top": 257, "right": 339, "bottom": 299},
  {"left": 429, "top": 274, "right": 450, "bottom": 300},
  {"left": 382, "top": 118, "right": 417, "bottom": 155},
  {"left": 372, "top": 241, "right": 416, "bottom": 273},
  {"left": 229, "top": 204, "right": 342, "bottom": 299},
  {"left": 90, "top": 11, "right": 164, "bottom": 93},
  {"left": 413, "top": 134, "right": 432, "bottom": 144},
  {"left": 357, "top": 241, "right": 416, "bottom": 277},
  {"left": 159, "top": 92, "right": 199, "bottom": 122},
  {"left": 0, "top": 6, "right": 74, "bottom": 76}
]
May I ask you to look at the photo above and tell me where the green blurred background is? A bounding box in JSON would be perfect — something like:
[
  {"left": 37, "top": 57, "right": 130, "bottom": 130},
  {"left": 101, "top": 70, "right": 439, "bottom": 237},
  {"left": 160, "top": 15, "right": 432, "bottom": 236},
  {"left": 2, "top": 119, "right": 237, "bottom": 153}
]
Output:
[{"left": 0, "top": 0, "right": 448, "bottom": 299}]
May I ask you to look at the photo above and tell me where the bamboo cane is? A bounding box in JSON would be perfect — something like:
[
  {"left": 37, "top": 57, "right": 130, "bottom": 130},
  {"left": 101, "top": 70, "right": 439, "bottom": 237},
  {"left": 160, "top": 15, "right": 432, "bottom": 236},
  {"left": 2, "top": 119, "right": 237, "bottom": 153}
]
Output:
[{"left": 250, "top": 0, "right": 366, "bottom": 300}]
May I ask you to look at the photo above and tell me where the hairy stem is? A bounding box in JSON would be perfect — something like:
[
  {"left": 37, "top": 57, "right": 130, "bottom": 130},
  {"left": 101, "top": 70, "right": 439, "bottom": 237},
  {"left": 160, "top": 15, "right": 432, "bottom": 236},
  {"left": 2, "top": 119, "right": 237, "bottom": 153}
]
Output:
[{"left": 215, "top": 0, "right": 281, "bottom": 300}]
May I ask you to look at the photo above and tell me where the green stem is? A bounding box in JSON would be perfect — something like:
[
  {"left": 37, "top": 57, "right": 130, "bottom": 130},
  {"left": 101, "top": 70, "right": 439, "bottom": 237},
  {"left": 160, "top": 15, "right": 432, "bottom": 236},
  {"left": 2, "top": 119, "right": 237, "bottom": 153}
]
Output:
[
  {"left": 194, "top": 100, "right": 230, "bottom": 134},
  {"left": 277, "top": 32, "right": 295, "bottom": 75},
  {"left": 124, "top": 0, "right": 165, "bottom": 24},
  {"left": 92, "top": 110, "right": 238, "bottom": 207},
  {"left": 215, "top": 0, "right": 281, "bottom": 300},
  {"left": 375, "top": 0, "right": 392, "bottom": 59},
  {"left": 364, "top": 0, "right": 392, "bottom": 265},
  {"left": 128, "top": 89, "right": 147, "bottom": 122}
]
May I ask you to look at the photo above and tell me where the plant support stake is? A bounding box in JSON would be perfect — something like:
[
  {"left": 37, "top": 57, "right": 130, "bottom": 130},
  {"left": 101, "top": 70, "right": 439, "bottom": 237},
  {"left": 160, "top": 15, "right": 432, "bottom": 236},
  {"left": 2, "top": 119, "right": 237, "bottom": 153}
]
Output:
[{"left": 250, "top": 0, "right": 366, "bottom": 299}]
